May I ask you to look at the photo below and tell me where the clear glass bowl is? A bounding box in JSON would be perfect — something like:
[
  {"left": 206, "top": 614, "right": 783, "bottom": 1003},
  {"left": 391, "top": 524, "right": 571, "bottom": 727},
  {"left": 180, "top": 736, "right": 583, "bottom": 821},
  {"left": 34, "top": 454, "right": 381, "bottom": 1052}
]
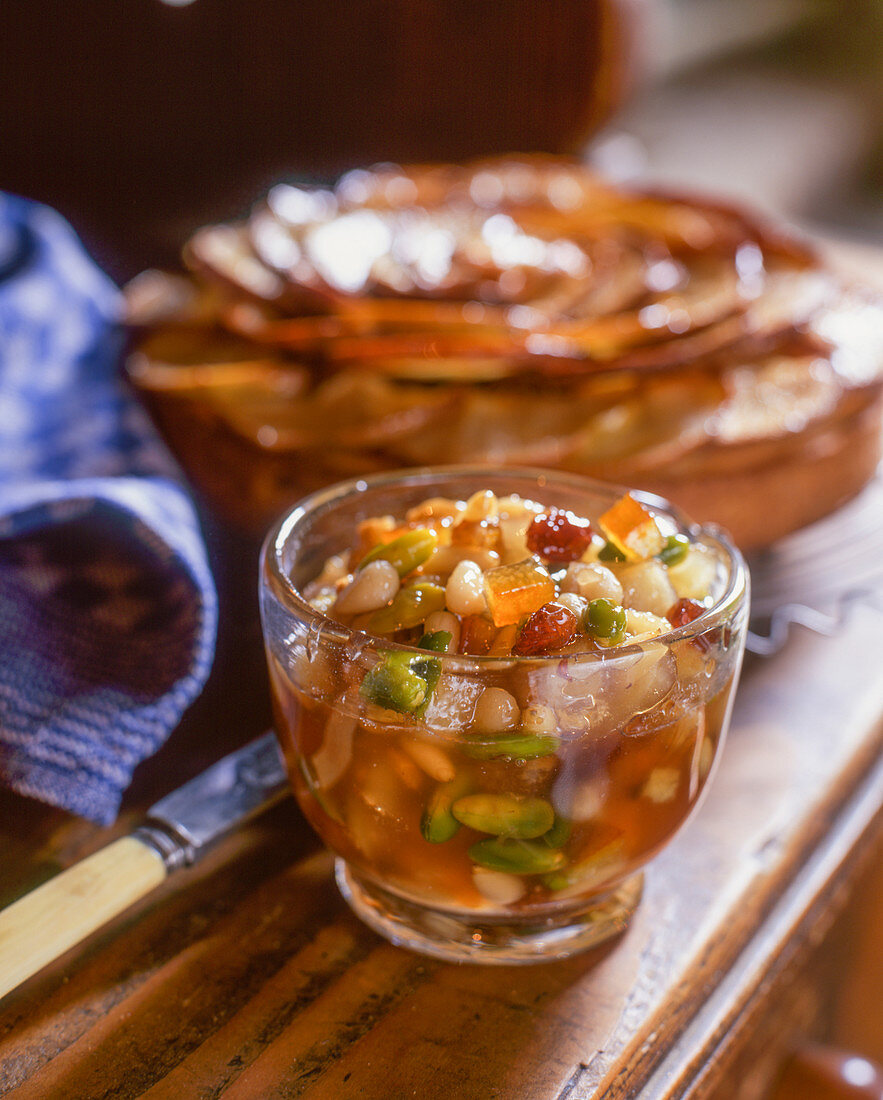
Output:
[{"left": 259, "top": 467, "right": 749, "bottom": 964}]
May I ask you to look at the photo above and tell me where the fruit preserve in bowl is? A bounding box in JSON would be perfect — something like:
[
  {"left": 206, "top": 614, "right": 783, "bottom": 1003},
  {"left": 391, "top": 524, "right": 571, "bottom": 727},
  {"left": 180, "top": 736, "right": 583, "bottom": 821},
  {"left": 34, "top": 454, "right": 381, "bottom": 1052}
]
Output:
[{"left": 259, "top": 468, "right": 749, "bottom": 964}]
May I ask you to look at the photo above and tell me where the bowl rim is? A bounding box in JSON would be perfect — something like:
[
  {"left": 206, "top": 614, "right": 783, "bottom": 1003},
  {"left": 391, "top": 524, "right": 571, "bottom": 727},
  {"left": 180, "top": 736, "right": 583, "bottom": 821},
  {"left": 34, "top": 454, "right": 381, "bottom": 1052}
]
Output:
[{"left": 259, "top": 464, "right": 749, "bottom": 664}]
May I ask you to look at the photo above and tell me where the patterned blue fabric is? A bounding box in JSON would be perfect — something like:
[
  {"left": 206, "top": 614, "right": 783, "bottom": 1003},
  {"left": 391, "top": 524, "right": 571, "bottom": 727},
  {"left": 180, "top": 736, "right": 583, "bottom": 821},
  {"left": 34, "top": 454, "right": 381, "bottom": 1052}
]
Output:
[{"left": 0, "top": 194, "right": 218, "bottom": 823}]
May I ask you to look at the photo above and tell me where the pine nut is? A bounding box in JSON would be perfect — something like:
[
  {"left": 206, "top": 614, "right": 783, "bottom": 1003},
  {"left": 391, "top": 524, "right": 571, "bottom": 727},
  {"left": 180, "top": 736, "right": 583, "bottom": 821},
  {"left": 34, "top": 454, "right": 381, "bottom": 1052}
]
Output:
[
  {"left": 472, "top": 686, "right": 520, "bottom": 733},
  {"left": 334, "top": 559, "right": 400, "bottom": 615},
  {"left": 310, "top": 708, "right": 355, "bottom": 790},
  {"left": 445, "top": 559, "right": 487, "bottom": 616},
  {"left": 388, "top": 747, "right": 425, "bottom": 791},
  {"left": 472, "top": 867, "right": 527, "bottom": 905},
  {"left": 463, "top": 489, "right": 499, "bottom": 521},
  {"left": 641, "top": 767, "right": 680, "bottom": 803},
  {"left": 624, "top": 608, "right": 670, "bottom": 641},
  {"left": 555, "top": 592, "right": 588, "bottom": 620},
  {"left": 401, "top": 739, "right": 456, "bottom": 782},
  {"left": 561, "top": 562, "right": 623, "bottom": 604}
]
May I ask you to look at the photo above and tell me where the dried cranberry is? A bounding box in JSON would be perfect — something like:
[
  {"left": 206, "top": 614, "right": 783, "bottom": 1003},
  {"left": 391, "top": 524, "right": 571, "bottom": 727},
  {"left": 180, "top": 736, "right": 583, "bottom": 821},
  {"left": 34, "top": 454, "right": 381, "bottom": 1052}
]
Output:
[
  {"left": 667, "top": 598, "right": 705, "bottom": 628},
  {"left": 667, "top": 598, "right": 715, "bottom": 654},
  {"left": 513, "top": 602, "right": 578, "bottom": 656},
  {"left": 526, "top": 508, "right": 593, "bottom": 563}
]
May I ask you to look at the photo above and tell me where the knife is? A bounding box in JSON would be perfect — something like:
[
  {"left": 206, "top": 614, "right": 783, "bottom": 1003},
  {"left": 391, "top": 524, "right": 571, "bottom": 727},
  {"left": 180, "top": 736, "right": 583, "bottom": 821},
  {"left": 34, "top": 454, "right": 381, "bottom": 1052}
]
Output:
[{"left": 0, "top": 731, "right": 289, "bottom": 1001}]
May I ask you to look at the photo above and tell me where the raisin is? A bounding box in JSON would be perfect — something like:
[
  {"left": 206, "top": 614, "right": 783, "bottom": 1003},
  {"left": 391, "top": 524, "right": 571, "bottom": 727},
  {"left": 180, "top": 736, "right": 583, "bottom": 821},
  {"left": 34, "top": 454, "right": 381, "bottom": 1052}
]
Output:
[
  {"left": 513, "top": 602, "right": 578, "bottom": 656},
  {"left": 458, "top": 614, "right": 497, "bottom": 655},
  {"left": 526, "top": 508, "right": 593, "bottom": 563}
]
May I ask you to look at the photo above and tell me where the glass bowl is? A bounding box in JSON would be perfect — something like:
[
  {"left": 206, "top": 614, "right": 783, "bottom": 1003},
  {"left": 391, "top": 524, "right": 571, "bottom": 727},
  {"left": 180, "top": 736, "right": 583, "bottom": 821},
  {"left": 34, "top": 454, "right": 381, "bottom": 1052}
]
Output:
[{"left": 259, "top": 467, "right": 749, "bottom": 964}]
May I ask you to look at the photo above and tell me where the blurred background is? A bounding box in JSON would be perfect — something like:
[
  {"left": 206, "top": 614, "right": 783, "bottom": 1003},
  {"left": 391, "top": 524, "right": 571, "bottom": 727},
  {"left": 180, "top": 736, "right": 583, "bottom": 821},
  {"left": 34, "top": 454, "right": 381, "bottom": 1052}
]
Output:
[{"left": 2, "top": 0, "right": 883, "bottom": 283}]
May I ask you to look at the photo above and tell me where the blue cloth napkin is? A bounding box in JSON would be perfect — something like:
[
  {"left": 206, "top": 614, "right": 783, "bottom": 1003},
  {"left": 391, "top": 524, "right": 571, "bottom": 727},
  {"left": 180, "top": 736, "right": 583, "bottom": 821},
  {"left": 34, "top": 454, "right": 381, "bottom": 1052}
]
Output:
[{"left": 0, "top": 194, "right": 218, "bottom": 824}]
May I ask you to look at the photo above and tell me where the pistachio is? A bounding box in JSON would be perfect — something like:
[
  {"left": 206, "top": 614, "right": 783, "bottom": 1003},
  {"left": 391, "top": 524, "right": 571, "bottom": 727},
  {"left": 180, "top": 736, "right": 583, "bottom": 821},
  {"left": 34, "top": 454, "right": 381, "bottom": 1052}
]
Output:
[
  {"left": 658, "top": 533, "right": 690, "bottom": 567},
  {"left": 421, "top": 775, "right": 471, "bottom": 843},
  {"left": 358, "top": 527, "right": 438, "bottom": 577},
  {"left": 468, "top": 837, "right": 566, "bottom": 875},
  {"left": 585, "top": 597, "right": 627, "bottom": 643},
  {"left": 401, "top": 739, "right": 456, "bottom": 783},
  {"left": 359, "top": 652, "right": 428, "bottom": 714},
  {"left": 598, "top": 540, "right": 626, "bottom": 563},
  {"left": 463, "top": 732, "right": 559, "bottom": 761},
  {"left": 416, "top": 629, "right": 452, "bottom": 654},
  {"left": 543, "top": 815, "right": 572, "bottom": 849},
  {"left": 541, "top": 837, "right": 626, "bottom": 894},
  {"left": 452, "top": 794, "right": 554, "bottom": 838},
  {"left": 368, "top": 582, "right": 447, "bottom": 633}
]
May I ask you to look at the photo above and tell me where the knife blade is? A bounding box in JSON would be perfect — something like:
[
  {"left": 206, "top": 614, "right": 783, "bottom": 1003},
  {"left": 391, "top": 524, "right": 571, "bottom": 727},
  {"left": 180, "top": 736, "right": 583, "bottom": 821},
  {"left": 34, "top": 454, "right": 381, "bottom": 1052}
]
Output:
[
  {"left": 0, "top": 732, "right": 290, "bottom": 1001},
  {"left": 134, "top": 730, "right": 289, "bottom": 870}
]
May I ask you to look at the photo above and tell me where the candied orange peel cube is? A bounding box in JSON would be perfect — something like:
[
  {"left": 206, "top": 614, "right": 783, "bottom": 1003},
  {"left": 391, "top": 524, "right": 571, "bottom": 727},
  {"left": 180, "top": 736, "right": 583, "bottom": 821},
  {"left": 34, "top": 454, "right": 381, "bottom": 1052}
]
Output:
[
  {"left": 483, "top": 558, "right": 556, "bottom": 627},
  {"left": 599, "top": 493, "right": 665, "bottom": 560}
]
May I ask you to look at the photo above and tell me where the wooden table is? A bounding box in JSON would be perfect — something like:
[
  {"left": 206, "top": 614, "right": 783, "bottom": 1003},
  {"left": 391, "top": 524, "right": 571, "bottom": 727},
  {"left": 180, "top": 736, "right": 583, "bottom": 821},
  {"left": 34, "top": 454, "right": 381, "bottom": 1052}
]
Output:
[{"left": 2, "top": 515, "right": 883, "bottom": 1100}]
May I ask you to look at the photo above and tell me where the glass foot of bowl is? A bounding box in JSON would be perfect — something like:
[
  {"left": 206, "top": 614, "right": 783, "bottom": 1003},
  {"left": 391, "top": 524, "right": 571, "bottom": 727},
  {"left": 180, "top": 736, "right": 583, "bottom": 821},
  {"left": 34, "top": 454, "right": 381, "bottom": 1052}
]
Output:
[{"left": 335, "top": 860, "right": 644, "bottom": 965}]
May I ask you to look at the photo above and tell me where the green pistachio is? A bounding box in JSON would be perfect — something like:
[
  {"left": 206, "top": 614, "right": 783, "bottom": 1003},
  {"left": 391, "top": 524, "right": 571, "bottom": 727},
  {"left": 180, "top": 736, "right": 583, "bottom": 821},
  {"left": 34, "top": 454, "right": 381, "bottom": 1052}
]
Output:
[
  {"left": 468, "top": 837, "right": 567, "bottom": 875},
  {"left": 462, "top": 733, "right": 559, "bottom": 760},
  {"left": 585, "top": 597, "right": 627, "bottom": 642},
  {"left": 368, "top": 582, "right": 446, "bottom": 634},
  {"left": 542, "top": 815, "right": 572, "bottom": 849},
  {"left": 452, "top": 794, "right": 555, "bottom": 839},
  {"left": 421, "top": 775, "right": 471, "bottom": 843},
  {"left": 358, "top": 528, "right": 438, "bottom": 577},
  {"left": 598, "top": 540, "right": 626, "bottom": 563},
  {"left": 658, "top": 533, "right": 690, "bottom": 567},
  {"left": 359, "top": 652, "right": 428, "bottom": 713}
]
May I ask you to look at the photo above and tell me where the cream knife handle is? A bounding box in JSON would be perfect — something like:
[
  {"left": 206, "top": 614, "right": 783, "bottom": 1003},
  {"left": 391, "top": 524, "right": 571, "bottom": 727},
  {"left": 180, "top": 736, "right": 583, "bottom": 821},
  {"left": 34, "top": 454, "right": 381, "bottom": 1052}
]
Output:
[{"left": 0, "top": 835, "right": 167, "bottom": 1000}]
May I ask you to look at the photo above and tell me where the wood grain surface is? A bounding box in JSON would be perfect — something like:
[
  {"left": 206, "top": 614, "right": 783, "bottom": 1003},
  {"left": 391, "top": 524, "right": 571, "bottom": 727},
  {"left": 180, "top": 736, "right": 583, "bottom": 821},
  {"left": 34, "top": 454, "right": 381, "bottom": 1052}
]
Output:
[{"left": 1, "top": 584, "right": 882, "bottom": 1098}]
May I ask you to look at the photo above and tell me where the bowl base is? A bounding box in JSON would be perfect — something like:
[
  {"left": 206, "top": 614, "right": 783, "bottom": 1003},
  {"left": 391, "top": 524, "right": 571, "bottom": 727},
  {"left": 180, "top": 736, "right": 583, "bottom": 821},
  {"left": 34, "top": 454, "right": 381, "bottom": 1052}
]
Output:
[{"left": 335, "top": 860, "right": 644, "bottom": 966}]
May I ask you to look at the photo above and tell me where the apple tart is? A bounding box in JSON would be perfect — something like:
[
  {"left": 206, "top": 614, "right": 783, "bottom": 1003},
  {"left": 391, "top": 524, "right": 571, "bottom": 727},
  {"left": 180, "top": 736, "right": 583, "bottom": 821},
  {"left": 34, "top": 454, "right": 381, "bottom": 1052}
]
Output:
[{"left": 125, "top": 156, "right": 883, "bottom": 549}]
